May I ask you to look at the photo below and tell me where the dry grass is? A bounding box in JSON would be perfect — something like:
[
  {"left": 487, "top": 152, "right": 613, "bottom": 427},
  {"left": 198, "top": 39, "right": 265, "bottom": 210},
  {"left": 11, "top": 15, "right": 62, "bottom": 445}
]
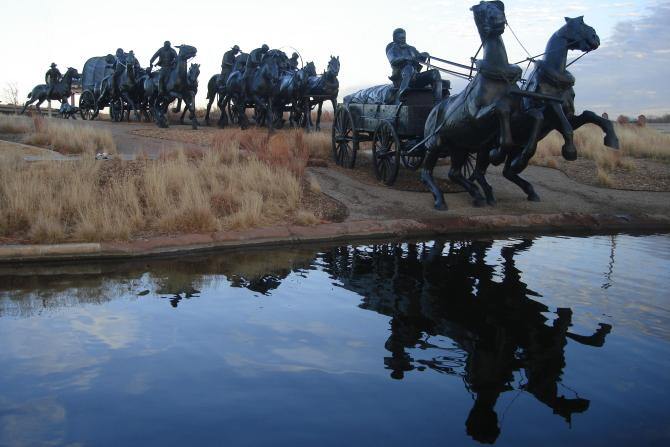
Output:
[
  {"left": 534, "top": 123, "right": 670, "bottom": 173},
  {"left": 303, "top": 131, "right": 331, "bottom": 160},
  {"left": 0, "top": 115, "right": 33, "bottom": 134},
  {"left": 24, "top": 117, "right": 117, "bottom": 155},
  {"left": 0, "top": 135, "right": 314, "bottom": 243}
]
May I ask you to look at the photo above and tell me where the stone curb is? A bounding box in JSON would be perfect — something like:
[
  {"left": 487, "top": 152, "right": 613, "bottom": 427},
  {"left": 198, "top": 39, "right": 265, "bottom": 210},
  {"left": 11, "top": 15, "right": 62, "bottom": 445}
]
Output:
[{"left": 0, "top": 213, "right": 668, "bottom": 264}]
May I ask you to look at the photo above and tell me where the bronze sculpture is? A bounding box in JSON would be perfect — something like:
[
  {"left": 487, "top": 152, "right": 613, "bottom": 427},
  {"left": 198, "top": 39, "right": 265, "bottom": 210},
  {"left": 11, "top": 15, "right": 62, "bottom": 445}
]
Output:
[
  {"left": 421, "top": 1, "right": 526, "bottom": 210},
  {"left": 150, "top": 41, "right": 178, "bottom": 94},
  {"left": 386, "top": 28, "right": 442, "bottom": 105},
  {"left": 21, "top": 67, "right": 79, "bottom": 114},
  {"left": 44, "top": 63, "right": 62, "bottom": 98},
  {"left": 302, "top": 56, "right": 340, "bottom": 131}
]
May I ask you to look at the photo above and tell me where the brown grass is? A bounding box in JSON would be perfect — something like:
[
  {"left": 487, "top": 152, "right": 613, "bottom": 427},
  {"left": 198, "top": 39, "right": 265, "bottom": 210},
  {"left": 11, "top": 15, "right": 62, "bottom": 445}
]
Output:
[
  {"left": 303, "top": 131, "right": 331, "bottom": 160},
  {"left": 24, "top": 117, "right": 117, "bottom": 155},
  {"left": 0, "top": 115, "right": 33, "bottom": 134},
  {"left": 0, "top": 135, "right": 313, "bottom": 243},
  {"left": 534, "top": 123, "right": 670, "bottom": 172}
]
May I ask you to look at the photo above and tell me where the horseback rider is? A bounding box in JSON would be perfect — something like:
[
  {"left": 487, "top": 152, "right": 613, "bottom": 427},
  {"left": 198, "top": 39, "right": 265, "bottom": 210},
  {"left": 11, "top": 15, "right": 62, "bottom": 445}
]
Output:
[
  {"left": 386, "top": 28, "right": 442, "bottom": 105},
  {"left": 244, "top": 44, "right": 269, "bottom": 79},
  {"left": 221, "top": 45, "right": 241, "bottom": 83},
  {"left": 150, "top": 40, "right": 178, "bottom": 93},
  {"left": 288, "top": 52, "right": 300, "bottom": 71},
  {"left": 45, "top": 63, "right": 62, "bottom": 98}
]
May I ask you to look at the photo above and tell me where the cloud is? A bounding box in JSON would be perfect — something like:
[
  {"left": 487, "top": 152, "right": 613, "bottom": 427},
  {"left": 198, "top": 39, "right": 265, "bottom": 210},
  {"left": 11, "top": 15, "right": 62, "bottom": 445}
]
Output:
[{"left": 571, "top": 1, "right": 670, "bottom": 116}]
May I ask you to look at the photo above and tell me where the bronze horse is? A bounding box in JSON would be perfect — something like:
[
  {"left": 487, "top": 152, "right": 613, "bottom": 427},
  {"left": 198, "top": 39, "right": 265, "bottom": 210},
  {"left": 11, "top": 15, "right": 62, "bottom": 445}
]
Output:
[
  {"left": 303, "top": 56, "right": 340, "bottom": 131},
  {"left": 422, "top": 1, "right": 527, "bottom": 210},
  {"left": 21, "top": 67, "right": 79, "bottom": 114}
]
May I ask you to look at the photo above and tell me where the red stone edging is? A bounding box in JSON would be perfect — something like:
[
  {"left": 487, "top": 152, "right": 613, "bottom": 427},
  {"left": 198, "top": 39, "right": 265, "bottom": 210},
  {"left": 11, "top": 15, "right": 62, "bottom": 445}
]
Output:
[{"left": 1, "top": 213, "right": 668, "bottom": 263}]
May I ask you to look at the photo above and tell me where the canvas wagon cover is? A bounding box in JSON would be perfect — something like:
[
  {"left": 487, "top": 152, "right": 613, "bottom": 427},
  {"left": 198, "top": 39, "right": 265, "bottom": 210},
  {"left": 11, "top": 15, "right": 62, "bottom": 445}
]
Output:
[
  {"left": 81, "top": 56, "right": 114, "bottom": 91},
  {"left": 343, "top": 84, "right": 396, "bottom": 105}
]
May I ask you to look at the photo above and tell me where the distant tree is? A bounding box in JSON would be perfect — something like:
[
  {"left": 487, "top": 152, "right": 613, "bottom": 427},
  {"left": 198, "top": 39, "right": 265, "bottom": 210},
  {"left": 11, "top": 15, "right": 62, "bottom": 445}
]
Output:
[
  {"left": 616, "top": 115, "right": 630, "bottom": 125},
  {"left": 2, "top": 82, "right": 20, "bottom": 113}
]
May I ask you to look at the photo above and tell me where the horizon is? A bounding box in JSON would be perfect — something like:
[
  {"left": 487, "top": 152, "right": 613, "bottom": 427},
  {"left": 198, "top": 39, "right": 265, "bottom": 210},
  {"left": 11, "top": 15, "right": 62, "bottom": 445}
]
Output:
[{"left": 1, "top": 0, "right": 669, "bottom": 116}]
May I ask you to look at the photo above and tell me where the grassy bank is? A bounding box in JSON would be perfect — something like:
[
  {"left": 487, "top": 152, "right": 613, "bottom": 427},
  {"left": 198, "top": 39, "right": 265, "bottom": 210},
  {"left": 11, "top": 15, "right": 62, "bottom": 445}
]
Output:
[{"left": 0, "top": 133, "right": 318, "bottom": 244}]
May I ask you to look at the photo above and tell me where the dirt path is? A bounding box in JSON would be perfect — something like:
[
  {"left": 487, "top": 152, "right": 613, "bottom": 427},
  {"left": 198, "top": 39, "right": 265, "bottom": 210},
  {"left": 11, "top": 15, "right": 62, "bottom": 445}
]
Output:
[{"left": 311, "top": 163, "right": 670, "bottom": 221}]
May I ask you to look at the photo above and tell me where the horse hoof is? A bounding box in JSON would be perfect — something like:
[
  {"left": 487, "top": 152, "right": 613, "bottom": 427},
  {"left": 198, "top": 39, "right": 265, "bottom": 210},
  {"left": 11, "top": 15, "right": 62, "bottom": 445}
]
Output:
[
  {"left": 473, "top": 198, "right": 486, "bottom": 208},
  {"left": 487, "top": 197, "right": 497, "bottom": 207},
  {"left": 489, "top": 148, "right": 506, "bottom": 166},
  {"left": 315, "top": 126, "right": 321, "bottom": 132},
  {"left": 434, "top": 202, "right": 448, "bottom": 211},
  {"left": 527, "top": 192, "right": 541, "bottom": 202},
  {"left": 562, "top": 145, "right": 577, "bottom": 161}
]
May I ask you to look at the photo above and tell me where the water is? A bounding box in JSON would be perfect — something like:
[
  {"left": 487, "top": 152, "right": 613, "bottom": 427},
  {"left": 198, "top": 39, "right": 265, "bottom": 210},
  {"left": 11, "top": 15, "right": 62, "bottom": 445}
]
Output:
[{"left": 1, "top": 234, "right": 669, "bottom": 446}]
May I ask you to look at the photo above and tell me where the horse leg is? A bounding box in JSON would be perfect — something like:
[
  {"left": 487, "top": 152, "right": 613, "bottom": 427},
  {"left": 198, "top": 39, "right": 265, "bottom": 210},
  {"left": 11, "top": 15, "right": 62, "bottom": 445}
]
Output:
[
  {"left": 503, "top": 155, "right": 540, "bottom": 202},
  {"left": 124, "top": 93, "right": 140, "bottom": 122},
  {"left": 205, "top": 96, "right": 215, "bottom": 126},
  {"left": 35, "top": 99, "right": 45, "bottom": 114},
  {"left": 489, "top": 99, "right": 515, "bottom": 165},
  {"left": 172, "top": 98, "right": 182, "bottom": 114},
  {"left": 448, "top": 151, "right": 486, "bottom": 207},
  {"left": 570, "top": 110, "right": 620, "bottom": 149},
  {"left": 510, "top": 108, "right": 544, "bottom": 174},
  {"left": 472, "top": 149, "right": 496, "bottom": 206},
  {"left": 315, "top": 101, "right": 323, "bottom": 131},
  {"left": 420, "top": 148, "right": 448, "bottom": 211},
  {"left": 189, "top": 93, "right": 199, "bottom": 130},
  {"left": 20, "top": 96, "right": 37, "bottom": 114},
  {"left": 266, "top": 98, "right": 275, "bottom": 133},
  {"left": 549, "top": 102, "right": 577, "bottom": 161}
]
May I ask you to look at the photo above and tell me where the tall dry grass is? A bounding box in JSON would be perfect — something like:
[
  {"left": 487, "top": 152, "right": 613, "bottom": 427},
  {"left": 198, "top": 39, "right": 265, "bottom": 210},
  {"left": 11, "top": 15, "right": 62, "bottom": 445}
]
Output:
[
  {"left": 534, "top": 123, "right": 670, "bottom": 174},
  {"left": 0, "top": 114, "right": 33, "bottom": 134},
  {"left": 0, "top": 137, "right": 312, "bottom": 243},
  {"left": 24, "top": 117, "right": 117, "bottom": 155}
]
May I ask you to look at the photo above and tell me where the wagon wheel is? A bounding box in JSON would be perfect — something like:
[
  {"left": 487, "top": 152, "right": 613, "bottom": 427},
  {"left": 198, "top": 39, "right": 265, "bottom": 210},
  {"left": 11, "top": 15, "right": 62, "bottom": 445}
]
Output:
[
  {"left": 372, "top": 121, "right": 401, "bottom": 186},
  {"left": 110, "top": 98, "right": 124, "bottom": 122},
  {"left": 461, "top": 152, "right": 477, "bottom": 181},
  {"left": 79, "top": 90, "right": 96, "bottom": 120},
  {"left": 331, "top": 105, "right": 358, "bottom": 169},
  {"left": 401, "top": 144, "right": 426, "bottom": 171}
]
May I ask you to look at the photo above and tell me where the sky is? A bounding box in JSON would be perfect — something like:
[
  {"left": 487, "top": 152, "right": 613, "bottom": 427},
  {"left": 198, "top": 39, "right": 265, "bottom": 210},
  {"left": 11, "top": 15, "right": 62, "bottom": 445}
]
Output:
[{"left": 0, "top": 0, "right": 667, "bottom": 116}]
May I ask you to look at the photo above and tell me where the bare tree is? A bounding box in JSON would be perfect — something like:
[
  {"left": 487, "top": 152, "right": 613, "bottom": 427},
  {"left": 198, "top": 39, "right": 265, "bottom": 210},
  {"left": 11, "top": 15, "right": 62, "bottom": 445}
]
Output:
[{"left": 2, "top": 82, "right": 20, "bottom": 113}]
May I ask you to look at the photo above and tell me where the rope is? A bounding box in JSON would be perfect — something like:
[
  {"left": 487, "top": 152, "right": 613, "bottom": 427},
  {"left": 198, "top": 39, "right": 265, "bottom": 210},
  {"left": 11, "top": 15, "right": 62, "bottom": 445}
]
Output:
[
  {"left": 566, "top": 50, "right": 590, "bottom": 68},
  {"left": 506, "top": 20, "right": 532, "bottom": 59}
]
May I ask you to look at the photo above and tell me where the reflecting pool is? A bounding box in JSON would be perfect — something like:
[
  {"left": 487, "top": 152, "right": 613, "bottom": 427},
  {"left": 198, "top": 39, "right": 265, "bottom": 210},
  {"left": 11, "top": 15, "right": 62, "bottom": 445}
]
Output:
[{"left": 1, "top": 234, "right": 669, "bottom": 446}]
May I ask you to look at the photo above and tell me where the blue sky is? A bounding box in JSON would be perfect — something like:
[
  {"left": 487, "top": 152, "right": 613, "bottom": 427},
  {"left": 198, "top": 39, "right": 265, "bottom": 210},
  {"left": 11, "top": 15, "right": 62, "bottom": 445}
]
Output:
[{"left": 0, "top": 0, "right": 666, "bottom": 115}]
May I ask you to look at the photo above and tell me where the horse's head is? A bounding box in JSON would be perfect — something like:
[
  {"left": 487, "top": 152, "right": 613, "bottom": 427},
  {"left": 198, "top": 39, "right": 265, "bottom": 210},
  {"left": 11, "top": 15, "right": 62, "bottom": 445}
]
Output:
[
  {"left": 471, "top": 1, "right": 506, "bottom": 39},
  {"left": 188, "top": 63, "right": 201, "bottom": 85},
  {"left": 327, "top": 56, "right": 340, "bottom": 77},
  {"left": 177, "top": 44, "right": 198, "bottom": 60},
  {"left": 65, "top": 67, "right": 79, "bottom": 79},
  {"left": 295, "top": 67, "right": 309, "bottom": 89},
  {"left": 261, "top": 51, "right": 281, "bottom": 83},
  {"left": 562, "top": 16, "right": 600, "bottom": 52},
  {"left": 305, "top": 61, "right": 317, "bottom": 77}
]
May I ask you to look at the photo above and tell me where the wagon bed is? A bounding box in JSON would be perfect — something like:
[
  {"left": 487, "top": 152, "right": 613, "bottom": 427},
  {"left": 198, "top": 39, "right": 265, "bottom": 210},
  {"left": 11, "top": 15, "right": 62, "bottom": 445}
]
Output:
[{"left": 332, "top": 87, "right": 440, "bottom": 185}]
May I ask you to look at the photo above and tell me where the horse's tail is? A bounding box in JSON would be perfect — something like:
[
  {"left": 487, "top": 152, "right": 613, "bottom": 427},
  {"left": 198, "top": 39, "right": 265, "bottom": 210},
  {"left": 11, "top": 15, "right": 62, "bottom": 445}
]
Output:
[{"left": 27, "top": 91, "right": 32, "bottom": 99}]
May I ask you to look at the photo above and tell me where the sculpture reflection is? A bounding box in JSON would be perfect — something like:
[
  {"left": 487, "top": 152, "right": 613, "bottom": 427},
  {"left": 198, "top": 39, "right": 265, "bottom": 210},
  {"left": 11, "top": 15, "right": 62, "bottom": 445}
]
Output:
[{"left": 321, "top": 239, "right": 611, "bottom": 444}]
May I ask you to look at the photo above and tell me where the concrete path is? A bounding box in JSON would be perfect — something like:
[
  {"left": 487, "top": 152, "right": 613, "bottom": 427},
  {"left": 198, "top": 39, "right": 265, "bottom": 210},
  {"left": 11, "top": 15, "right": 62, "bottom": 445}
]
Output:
[{"left": 311, "top": 163, "right": 670, "bottom": 221}]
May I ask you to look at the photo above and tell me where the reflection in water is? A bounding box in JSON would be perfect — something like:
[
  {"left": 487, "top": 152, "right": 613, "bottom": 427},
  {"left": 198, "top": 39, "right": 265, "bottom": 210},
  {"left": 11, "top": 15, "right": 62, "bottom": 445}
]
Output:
[
  {"left": 321, "top": 240, "right": 611, "bottom": 444},
  {"left": 1, "top": 235, "right": 668, "bottom": 446}
]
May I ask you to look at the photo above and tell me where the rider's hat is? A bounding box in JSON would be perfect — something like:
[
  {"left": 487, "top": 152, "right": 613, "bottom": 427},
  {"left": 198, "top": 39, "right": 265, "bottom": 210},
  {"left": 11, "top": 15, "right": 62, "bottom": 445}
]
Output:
[
  {"left": 50, "top": 62, "right": 57, "bottom": 68},
  {"left": 261, "top": 44, "right": 269, "bottom": 52},
  {"left": 232, "top": 45, "right": 240, "bottom": 52},
  {"left": 164, "top": 40, "right": 171, "bottom": 47}
]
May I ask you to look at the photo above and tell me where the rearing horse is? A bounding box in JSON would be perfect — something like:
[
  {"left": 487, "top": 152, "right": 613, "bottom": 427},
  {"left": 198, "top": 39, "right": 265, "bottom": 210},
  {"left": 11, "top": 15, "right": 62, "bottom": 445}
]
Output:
[
  {"left": 478, "top": 16, "right": 619, "bottom": 204},
  {"left": 21, "top": 67, "right": 79, "bottom": 114},
  {"left": 422, "top": 1, "right": 525, "bottom": 210}
]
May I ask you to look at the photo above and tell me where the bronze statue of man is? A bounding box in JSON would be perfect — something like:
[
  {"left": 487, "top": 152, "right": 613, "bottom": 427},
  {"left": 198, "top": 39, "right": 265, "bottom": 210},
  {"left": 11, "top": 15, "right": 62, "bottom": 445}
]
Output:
[
  {"left": 221, "top": 45, "right": 241, "bottom": 83},
  {"left": 288, "top": 52, "right": 300, "bottom": 71},
  {"left": 150, "top": 40, "right": 178, "bottom": 93},
  {"left": 386, "top": 28, "right": 442, "bottom": 104},
  {"left": 244, "top": 44, "right": 269, "bottom": 79},
  {"left": 45, "top": 63, "right": 62, "bottom": 98}
]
